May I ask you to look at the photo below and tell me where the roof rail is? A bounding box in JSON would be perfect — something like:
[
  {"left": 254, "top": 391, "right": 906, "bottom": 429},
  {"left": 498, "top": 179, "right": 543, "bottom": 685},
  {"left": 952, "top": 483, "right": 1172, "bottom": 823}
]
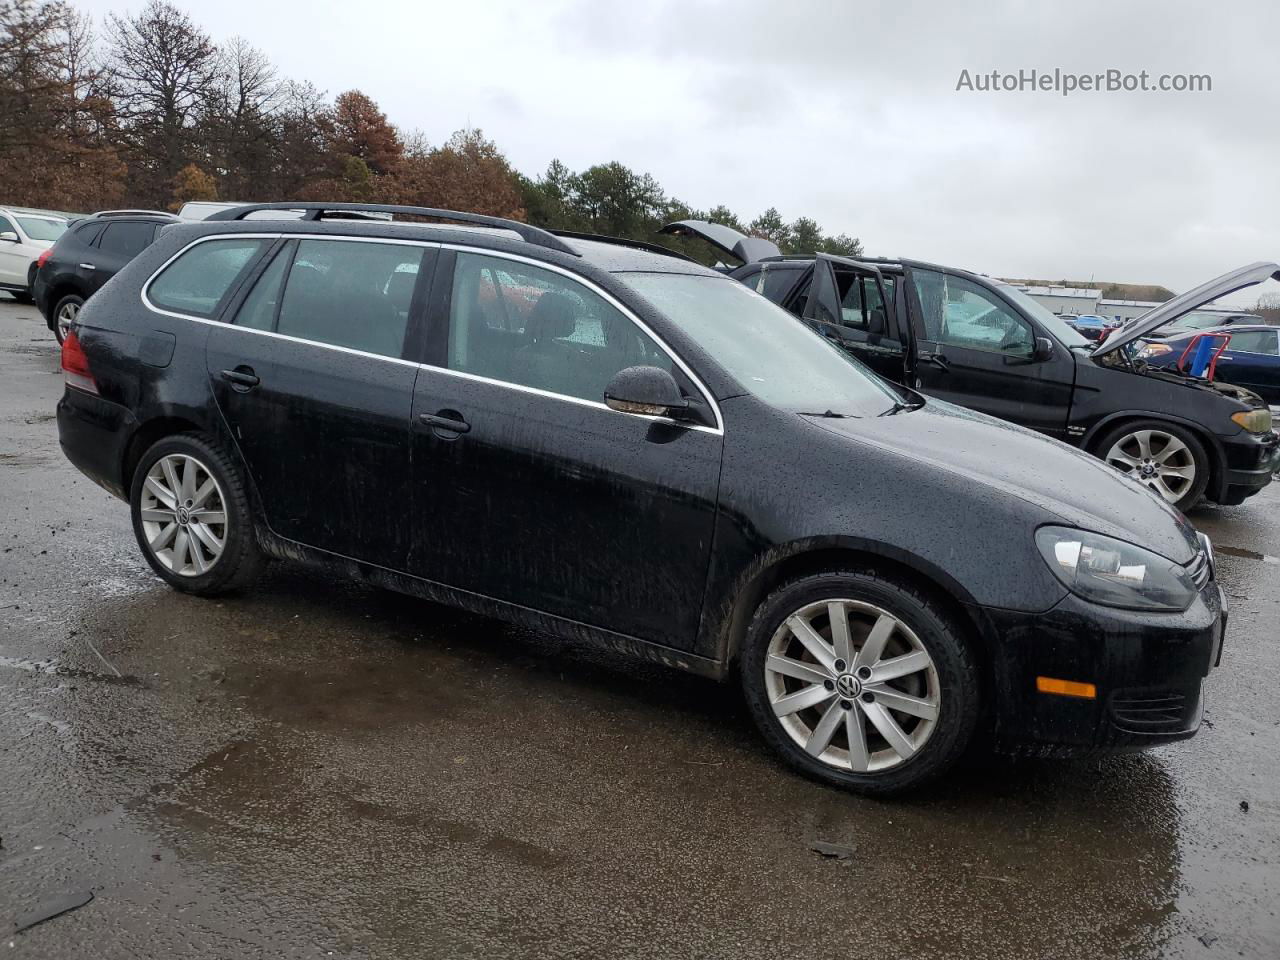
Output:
[
  {"left": 550, "top": 229, "right": 697, "bottom": 263},
  {"left": 206, "top": 202, "right": 580, "bottom": 257},
  {"left": 94, "top": 209, "right": 180, "bottom": 220}
]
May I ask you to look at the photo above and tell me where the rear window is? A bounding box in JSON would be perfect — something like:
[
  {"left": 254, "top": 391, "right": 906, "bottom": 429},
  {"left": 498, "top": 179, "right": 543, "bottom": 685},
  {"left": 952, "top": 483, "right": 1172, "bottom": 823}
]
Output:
[
  {"left": 99, "top": 220, "right": 157, "bottom": 258},
  {"left": 147, "top": 239, "right": 266, "bottom": 318},
  {"left": 74, "top": 221, "right": 107, "bottom": 245}
]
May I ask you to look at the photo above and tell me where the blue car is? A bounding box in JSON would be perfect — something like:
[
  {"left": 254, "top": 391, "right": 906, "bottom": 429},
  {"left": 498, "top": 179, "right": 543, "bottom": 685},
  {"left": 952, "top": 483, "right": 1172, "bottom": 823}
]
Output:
[
  {"left": 1064, "top": 314, "right": 1120, "bottom": 342},
  {"left": 1138, "top": 324, "right": 1280, "bottom": 404}
]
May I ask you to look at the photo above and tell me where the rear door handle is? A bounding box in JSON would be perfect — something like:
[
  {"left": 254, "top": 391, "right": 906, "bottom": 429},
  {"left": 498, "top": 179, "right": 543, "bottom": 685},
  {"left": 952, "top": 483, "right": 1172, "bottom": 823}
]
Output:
[
  {"left": 418, "top": 412, "right": 470, "bottom": 434},
  {"left": 78, "top": 263, "right": 96, "bottom": 271},
  {"left": 220, "top": 367, "right": 260, "bottom": 388}
]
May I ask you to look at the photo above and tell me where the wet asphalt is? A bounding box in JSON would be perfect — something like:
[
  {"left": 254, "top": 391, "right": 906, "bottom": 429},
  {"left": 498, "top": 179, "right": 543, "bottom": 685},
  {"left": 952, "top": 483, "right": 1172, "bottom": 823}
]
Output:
[{"left": 0, "top": 295, "right": 1276, "bottom": 959}]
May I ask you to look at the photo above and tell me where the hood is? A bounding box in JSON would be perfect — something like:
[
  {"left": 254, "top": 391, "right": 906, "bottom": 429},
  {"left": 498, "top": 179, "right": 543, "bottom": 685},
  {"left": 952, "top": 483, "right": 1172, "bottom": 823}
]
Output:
[
  {"left": 1095, "top": 261, "right": 1280, "bottom": 356},
  {"left": 805, "top": 400, "right": 1201, "bottom": 563},
  {"left": 658, "top": 220, "right": 781, "bottom": 264}
]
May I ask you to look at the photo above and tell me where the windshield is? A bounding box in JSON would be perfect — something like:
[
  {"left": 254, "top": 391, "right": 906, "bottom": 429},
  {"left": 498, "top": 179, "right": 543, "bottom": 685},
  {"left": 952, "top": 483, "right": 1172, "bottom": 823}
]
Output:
[
  {"left": 995, "top": 284, "right": 1091, "bottom": 347},
  {"left": 16, "top": 216, "right": 66, "bottom": 242},
  {"left": 619, "top": 272, "right": 901, "bottom": 415},
  {"left": 1167, "top": 310, "right": 1252, "bottom": 332}
]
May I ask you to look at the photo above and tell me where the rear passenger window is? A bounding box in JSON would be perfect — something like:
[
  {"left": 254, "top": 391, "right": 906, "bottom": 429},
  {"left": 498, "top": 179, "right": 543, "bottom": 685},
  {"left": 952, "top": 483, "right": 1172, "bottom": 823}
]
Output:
[
  {"left": 275, "top": 239, "right": 422, "bottom": 359},
  {"left": 234, "top": 246, "right": 289, "bottom": 331},
  {"left": 99, "top": 221, "right": 156, "bottom": 258},
  {"left": 148, "top": 239, "right": 266, "bottom": 318},
  {"left": 75, "top": 221, "right": 107, "bottom": 246},
  {"left": 447, "top": 252, "right": 667, "bottom": 403}
]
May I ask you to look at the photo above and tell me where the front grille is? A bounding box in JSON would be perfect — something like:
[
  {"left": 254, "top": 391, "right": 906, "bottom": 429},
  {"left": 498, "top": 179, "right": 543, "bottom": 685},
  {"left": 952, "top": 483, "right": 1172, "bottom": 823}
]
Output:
[
  {"left": 1111, "top": 687, "right": 1199, "bottom": 734},
  {"left": 1186, "top": 550, "right": 1211, "bottom": 590}
]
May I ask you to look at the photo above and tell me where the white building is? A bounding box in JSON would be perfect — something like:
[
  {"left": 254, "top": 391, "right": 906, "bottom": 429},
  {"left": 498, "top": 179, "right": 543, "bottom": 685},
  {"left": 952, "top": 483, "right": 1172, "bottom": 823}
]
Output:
[
  {"left": 1098, "top": 298, "right": 1163, "bottom": 322},
  {"left": 1012, "top": 285, "right": 1101, "bottom": 316}
]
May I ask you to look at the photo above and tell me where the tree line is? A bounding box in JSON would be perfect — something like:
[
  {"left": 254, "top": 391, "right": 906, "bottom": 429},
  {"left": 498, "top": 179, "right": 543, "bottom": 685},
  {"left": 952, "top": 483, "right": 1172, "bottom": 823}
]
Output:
[{"left": 0, "top": 0, "right": 862, "bottom": 262}]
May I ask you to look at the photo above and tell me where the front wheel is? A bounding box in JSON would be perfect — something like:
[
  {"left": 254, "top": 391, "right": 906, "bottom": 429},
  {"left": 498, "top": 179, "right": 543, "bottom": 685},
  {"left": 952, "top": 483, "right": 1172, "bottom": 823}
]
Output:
[
  {"left": 1095, "top": 419, "right": 1209, "bottom": 511},
  {"left": 740, "top": 570, "right": 980, "bottom": 796},
  {"left": 130, "top": 433, "right": 263, "bottom": 596}
]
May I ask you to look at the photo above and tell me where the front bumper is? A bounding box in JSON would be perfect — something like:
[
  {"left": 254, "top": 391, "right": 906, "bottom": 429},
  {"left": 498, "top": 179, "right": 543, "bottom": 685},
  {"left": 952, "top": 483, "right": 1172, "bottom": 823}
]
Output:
[
  {"left": 1217, "top": 428, "right": 1279, "bottom": 504},
  {"left": 972, "top": 579, "right": 1226, "bottom": 756}
]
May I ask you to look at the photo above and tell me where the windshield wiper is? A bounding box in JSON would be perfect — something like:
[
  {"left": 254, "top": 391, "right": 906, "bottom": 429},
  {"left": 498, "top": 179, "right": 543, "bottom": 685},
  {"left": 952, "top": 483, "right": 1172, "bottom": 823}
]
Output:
[{"left": 798, "top": 410, "right": 855, "bottom": 419}]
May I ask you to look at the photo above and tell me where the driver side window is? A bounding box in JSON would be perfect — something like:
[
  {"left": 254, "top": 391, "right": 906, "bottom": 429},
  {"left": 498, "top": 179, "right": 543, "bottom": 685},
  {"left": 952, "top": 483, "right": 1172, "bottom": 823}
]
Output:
[{"left": 912, "top": 270, "right": 1033, "bottom": 357}]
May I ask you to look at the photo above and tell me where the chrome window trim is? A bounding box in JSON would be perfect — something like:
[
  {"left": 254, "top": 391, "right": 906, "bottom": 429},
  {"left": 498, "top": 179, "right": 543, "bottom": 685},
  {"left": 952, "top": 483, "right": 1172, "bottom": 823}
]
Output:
[
  {"left": 141, "top": 232, "right": 286, "bottom": 322},
  {"left": 415, "top": 362, "right": 722, "bottom": 435},
  {"left": 439, "top": 244, "right": 724, "bottom": 435},
  {"left": 141, "top": 232, "right": 439, "bottom": 323},
  {"left": 138, "top": 233, "right": 725, "bottom": 435}
]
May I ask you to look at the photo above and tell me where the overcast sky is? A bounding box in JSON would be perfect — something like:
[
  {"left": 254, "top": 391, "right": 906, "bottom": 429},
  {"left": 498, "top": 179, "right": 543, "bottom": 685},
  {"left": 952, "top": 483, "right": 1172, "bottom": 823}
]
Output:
[{"left": 77, "top": 0, "right": 1279, "bottom": 298}]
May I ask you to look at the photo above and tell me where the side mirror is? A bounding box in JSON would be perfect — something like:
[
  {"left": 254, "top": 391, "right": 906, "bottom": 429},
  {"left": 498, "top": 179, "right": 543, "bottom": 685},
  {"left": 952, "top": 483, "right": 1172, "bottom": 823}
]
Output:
[
  {"left": 1033, "top": 336, "right": 1054, "bottom": 362},
  {"left": 0, "top": 231, "right": 18, "bottom": 243},
  {"left": 604, "top": 365, "right": 689, "bottom": 418}
]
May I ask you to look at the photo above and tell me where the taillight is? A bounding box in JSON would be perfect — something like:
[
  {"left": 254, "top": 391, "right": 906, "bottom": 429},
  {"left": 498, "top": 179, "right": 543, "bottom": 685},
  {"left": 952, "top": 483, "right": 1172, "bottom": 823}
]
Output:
[
  {"left": 36, "top": 248, "right": 52, "bottom": 270},
  {"left": 61, "top": 329, "right": 98, "bottom": 394}
]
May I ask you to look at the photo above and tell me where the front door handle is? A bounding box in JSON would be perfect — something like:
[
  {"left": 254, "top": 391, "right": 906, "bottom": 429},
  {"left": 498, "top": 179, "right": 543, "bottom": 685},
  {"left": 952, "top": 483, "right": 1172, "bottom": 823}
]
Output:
[
  {"left": 78, "top": 263, "right": 96, "bottom": 271},
  {"left": 220, "top": 367, "right": 260, "bottom": 389},
  {"left": 419, "top": 411, "right": 470, "bottom": 435}
]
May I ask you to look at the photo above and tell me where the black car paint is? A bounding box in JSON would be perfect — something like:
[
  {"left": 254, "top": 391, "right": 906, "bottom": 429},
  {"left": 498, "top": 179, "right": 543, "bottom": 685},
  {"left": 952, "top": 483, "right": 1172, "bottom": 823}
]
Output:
[
  {"left": 58, "top": 216, "right": 1223, "bottom": 754},
  {"left": 33, "top": 214, "right": 169, "bottom": 329},
  {"left": 737, "top": 256, "right": 1279, "bottom": 505}
]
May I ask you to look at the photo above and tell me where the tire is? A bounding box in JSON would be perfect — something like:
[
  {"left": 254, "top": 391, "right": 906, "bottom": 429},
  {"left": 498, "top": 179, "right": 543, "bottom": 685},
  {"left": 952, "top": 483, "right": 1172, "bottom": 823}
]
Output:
[
  {"left": 11, "top": 290, "right": 33, "bottom": 305},
  {"left": 52, "top": 293, "right": 83, "bottom": 345},
  {"left": 129, "top": 433, "right": 263, "bottom": 596},
  {"left": 1093, "top": 419, "right": 1209, "bottom": 512},
  {"left": 740, "top": 569, "right": 980, "bottom": 796}
]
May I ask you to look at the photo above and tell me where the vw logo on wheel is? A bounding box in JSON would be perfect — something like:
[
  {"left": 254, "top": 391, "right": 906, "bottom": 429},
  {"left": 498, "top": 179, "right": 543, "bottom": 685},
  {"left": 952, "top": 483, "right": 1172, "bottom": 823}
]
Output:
[{"left": 835, "top": 673, "right": 862, "bottom": 699}]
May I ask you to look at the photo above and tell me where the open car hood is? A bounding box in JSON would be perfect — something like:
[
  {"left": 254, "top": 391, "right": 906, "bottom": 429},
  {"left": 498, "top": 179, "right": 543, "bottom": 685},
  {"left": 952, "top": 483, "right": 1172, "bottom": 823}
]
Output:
[
  {"left": 1093, "top": 261, "right": 1280, "bottom": 356},
  {"left": 658, "top": 220, "right": 781, "bottom": 264}
]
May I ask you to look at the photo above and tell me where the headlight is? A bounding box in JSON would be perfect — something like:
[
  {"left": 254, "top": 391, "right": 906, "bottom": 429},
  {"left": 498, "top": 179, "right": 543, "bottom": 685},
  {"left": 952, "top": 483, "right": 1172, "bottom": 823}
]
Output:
[
  {"left": 1231, "top": 408, "right": 1273, "bottom": 434},
  {"left": 1035, "top": 526, "right": 1198, "bottom": 612},
  {"left": 1136, "top": 342, "right": 1172, "bottom": 359}
]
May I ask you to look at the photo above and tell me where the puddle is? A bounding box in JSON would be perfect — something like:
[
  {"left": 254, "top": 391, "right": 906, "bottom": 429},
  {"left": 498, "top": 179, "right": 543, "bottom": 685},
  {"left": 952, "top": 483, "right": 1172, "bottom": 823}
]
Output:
[{"left": 1215, "top": 545, "right": 1280, "bottom": 564}]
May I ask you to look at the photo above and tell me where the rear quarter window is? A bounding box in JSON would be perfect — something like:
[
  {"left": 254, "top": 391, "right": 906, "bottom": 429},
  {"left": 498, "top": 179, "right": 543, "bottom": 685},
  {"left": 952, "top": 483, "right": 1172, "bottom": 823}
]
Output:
[{"left": 147, "top": 239, "right": 267, "bottom": 318}]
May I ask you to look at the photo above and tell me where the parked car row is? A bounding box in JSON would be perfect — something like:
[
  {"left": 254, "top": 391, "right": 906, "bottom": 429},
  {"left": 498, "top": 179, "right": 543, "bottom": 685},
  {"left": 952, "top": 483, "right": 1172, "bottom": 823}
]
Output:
[
  {"left": 663, "top": 220, "right": 1279, "bottom": 512},
  {"left": 56, "top": 202, "right": 1232, "bottom": 795}
]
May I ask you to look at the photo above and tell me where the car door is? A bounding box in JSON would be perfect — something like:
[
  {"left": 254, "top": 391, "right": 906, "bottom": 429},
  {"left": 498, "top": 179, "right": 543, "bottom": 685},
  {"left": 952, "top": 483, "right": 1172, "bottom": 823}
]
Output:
[
  {"left": 200, "top": 235, "right": 432, "bottom": 567},
  {"left": 89, "top": 220, "right": 158, "bottom": 294},
  {"left": 791, "top": 255, "right": 911, "bottom": 383},
  {"left": 906, "top": 267, "right": 1076, "bottom": 438},
  {"left": 1217, "top": 329, "right": 1280, "bottom": 403},
  {"left": 407, "top": 248, "right": 723, "bottom": 650}
]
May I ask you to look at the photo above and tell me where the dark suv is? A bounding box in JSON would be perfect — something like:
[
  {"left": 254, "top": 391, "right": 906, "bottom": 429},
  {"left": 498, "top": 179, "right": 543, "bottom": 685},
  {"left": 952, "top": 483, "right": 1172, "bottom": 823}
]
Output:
[
  {"left": 34, "top": 209, "right": 179, "bottom": 342},
  {"left": 56, "top": 203, "right": 1226, "bottom": 795},
  {"left": 663, "top": 221, "right": 1279, "bottom": 512}
]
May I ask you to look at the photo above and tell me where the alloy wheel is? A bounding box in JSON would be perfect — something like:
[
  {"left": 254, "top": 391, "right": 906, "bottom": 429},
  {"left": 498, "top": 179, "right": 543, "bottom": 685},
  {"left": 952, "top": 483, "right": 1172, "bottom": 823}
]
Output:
[
  {"left": 763, "top": 599, "right": 940, "bottom": 773},
  {"left": 1104, "top": 429, "right": 1195, "bottom": 503},
  {"left": 57, "top": 300, "right": 79, "bottom": 341},
  {"left": 139, "top": 454, "right": 227, "bottom": 576}
]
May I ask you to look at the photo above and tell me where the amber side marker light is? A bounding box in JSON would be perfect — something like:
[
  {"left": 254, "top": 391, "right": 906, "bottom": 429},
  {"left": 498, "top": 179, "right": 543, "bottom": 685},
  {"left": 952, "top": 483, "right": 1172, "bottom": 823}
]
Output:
[{"left": 1036, "top": 676, "right": 1097, "bottom": 699}]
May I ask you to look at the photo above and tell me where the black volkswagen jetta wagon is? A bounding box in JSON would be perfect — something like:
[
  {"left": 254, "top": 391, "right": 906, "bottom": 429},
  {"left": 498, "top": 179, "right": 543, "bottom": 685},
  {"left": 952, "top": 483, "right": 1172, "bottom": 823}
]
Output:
[{"left": 56, "top": 203, "right": 1226, "bottom": 794}]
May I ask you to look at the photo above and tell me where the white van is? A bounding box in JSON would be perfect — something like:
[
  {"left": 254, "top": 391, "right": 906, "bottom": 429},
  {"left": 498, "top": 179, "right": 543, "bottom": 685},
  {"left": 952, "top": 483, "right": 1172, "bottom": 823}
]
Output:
[{"left": 0, "top": 207, "right": 69, "bottom": 302}]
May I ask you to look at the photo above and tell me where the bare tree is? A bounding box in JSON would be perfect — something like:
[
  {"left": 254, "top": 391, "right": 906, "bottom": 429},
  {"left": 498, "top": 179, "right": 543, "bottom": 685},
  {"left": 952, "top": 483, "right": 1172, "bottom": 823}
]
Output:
[
  {"left": 106, "top": 0, "right": 218, "bottom": 204},
  {"left": 208, "top": 36, "right": 280, "bottom": 199}
]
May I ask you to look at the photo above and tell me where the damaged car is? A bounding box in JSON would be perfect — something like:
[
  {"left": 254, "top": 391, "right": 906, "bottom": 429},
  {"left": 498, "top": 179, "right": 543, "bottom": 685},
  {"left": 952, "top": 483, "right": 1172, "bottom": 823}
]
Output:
[{"left": 663, "top": 221, "right": 1280, "bottom": 511}]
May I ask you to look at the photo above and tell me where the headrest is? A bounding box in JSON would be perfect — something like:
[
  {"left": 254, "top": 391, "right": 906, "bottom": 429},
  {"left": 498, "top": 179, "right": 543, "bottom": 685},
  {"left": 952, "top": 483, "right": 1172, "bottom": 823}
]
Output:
[{"left": 526, "top": 291, "right": 579, "bottom": 341}]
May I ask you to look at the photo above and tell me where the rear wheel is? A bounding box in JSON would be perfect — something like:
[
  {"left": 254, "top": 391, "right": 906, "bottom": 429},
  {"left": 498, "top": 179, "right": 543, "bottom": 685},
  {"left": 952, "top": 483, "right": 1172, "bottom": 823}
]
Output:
[
  {"left": 1095, "top": 419, "right": 1209, "bottom": 511},
  {"left": 130, "top": 433, "right": 263, "bottom": 595},
  {"left": 52, "top": 294, "right": 83, "bottom": 344},
  {"left": 740, "top": 569, "right": 980, "bottom": 795}
]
